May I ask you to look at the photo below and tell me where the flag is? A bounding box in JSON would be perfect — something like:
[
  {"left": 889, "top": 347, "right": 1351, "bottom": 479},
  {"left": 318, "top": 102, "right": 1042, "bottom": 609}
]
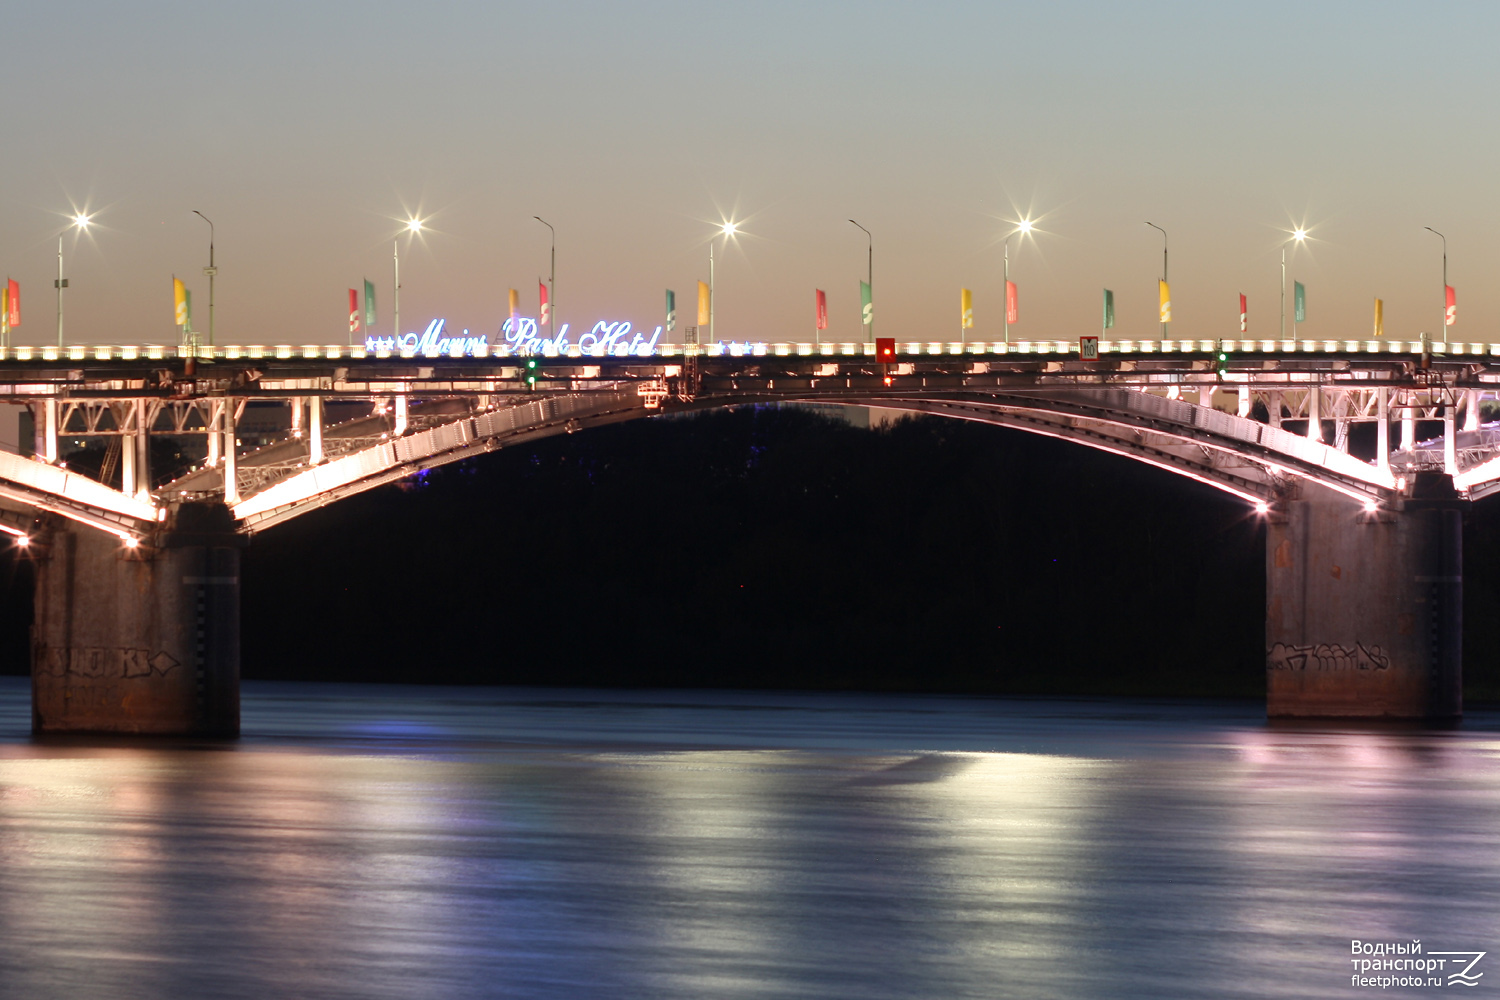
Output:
[
  {"left": 348, "top": 289, "right": 360, "bottom": 335},
  {"left": 539, "top": 280, "right": 550, "bottom": 327},
  {"left": 816, "top": 289, "right": 827, "bottom": 330},
  {"left": 363, "top": 278, "right": 376, "bottom": 329},
  {"left": 5, "top": 279, "right": 16, "bottom": 328},
  {"left": 1, "top": 287, "right": 7, "bottom": 338},
  {"left": 174, "top": 278, "right": 188, "bottom": 326},
  {"left": 1374, "top": 298, "right": 1384, "bottom": 337},
  {"left": 1158, "top": 280, "right": 1171, "bottom": 324},
  {"left": 665, "top": 289, "right": 676, "bottom": 332},
  {"left": 1294, "top": 282, "right": 1305, "bottom": 323},
  {"left": 1006, "top": 280, "right": 1018, "bottom": 325},
  {"left": 1103, "top": 289, "right": 1115, "bottom": 330},
  {"left": 1239, "top": 293, "right": 1247, "bottom": 334},
  {"left": 697, "top": 281, "right": 710, "bottom": 326},
  {"left": 185, "top": 289, "right": 193, "bottom": 329},
  {"left": 508, "top": 288, "right": 519, "bottom": 319},
  {"left": 961, "top": 288, "right": 973, "bottom": 329},
  {"left": 1446, "top": 285, "right": 1456, "bottom": 326},
  {"left": 860, "top": 281, "right": 873, "bottom": 327}
]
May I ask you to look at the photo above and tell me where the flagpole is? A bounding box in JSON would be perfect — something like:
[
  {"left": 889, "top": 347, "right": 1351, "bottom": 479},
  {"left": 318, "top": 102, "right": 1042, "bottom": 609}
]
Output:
[
  {"left": 56, "top": 237, "right": 63, "bottom": 348},
  {"left": 709, "top": 239, "right": 714, "bottom": 346},
  {"left": 392, "top": 238, "right": 400, "bottom": 346}
]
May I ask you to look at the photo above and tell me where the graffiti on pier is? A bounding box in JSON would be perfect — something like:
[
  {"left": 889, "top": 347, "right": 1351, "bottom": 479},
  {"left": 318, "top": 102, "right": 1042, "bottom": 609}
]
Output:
[
  {"left": 32, "top": 646, "right": 182, "bottom": 679},
  {"left": 1268, "top": 642, "right": 1390, "bottom": 672}
]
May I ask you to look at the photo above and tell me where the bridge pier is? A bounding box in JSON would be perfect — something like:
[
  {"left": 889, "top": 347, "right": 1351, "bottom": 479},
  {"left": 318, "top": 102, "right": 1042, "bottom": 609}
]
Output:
[
  {"left": 1266, "top": 479, "right": 1462, "bottom": 719},
  {"left": 30, "top": 503, "right": 242, "bottom": 736}
]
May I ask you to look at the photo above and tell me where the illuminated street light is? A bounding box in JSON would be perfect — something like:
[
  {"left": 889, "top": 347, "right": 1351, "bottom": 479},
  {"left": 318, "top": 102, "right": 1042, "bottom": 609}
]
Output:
[
  {"left": 57, "top": 213, "right": 90, "bottom": 347},
  {"left": 1281, "top": 229, "right": 1307, "bottom": 340},
  {"left": 393, "top": 218, "right": 424, "bottom": 341},
  {"left": 710, "top": 221, "right": 741, "bottom": 344},
  {"left": 1004, "top": 220, "right": 1034, "bottom": 345}
]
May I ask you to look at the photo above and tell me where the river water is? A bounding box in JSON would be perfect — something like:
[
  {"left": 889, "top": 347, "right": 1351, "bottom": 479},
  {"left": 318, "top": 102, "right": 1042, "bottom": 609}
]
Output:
[{"left": 0, "top": 678, "right": 1495, "bottom": 999}]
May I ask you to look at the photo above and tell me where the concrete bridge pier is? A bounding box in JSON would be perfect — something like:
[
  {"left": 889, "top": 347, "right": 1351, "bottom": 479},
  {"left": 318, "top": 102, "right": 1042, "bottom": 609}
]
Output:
[
  {"left": 31, "top": 503, "right": 242, "bottom": 736},
  {"left": 1267, "top": 477, "right": 1462, "bottom": 719}
]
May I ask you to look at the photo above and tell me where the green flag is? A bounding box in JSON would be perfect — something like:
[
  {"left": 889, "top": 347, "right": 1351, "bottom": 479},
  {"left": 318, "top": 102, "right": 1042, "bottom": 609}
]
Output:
[
  {"left": 364, "top": 278, "right": 376, "bottom": 329},
  {"left": 860, "top": 281, "right": 872, "bottom": 327},
  {"left": 184, "top": 289, "right": 193, "bottom": 330},
  {"left": 1294, "top": 282, "right": 1306, "bottom": 323},
  {"left": 665, "top": 289, "right": 676, "bottom": 332},
  {"left": 1103, "top": 289, "right": 1115, "bottom": 329}
]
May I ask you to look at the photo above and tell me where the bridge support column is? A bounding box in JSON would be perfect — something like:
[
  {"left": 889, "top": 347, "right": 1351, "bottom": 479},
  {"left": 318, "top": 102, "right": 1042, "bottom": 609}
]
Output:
[
  {"left": 31, "top": 503, "right": 242, "bottom": 736},
  {"left": 1267, "top": 480, "right": 1461, "bottom": 719}
]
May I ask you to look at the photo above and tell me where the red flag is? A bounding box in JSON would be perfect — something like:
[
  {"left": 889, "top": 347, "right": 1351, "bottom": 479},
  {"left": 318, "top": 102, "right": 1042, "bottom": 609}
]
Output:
[
  {"left": 7, "top": 279, "right": 18, "bottom": 328},
  {"left": 1446, "top": 285, "right": 1456, "bottom": 327},
  {"left": 1239, "top": 293, "right": 1247, "bottom": 334},
  {"left": 348, "top": 289, "right": 360, "bottom": 335},
  {"left": 1005, "top": 281, "right": 1018, "bottom": 325},
  {"left": 815, "top": 289, "right": 827, "bottom": 330},
  {"left": 538, "top": 280, "right": 550, "bottom": 327}
]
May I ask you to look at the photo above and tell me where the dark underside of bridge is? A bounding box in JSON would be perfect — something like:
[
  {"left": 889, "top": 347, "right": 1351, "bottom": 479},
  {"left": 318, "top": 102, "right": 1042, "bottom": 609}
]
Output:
[{"left": 4, "top": 405, "right": 1500, "bottom": 703}]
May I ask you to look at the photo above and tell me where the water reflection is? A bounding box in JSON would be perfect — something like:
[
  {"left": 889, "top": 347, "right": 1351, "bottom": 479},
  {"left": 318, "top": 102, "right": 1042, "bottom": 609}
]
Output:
[{"left": 0, "top": 679, "right": 1496, "bottom": 998}]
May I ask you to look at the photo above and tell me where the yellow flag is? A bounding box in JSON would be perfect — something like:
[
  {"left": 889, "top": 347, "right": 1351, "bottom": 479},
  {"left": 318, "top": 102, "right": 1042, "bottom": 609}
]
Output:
[
  {"left": 508, "top": 288, "right": 519, "bottom": 319},
  {"left": 1374, "top": 297, "right": 1384, "bottom": 337},
  {"left": 173, "top": 278, "right": 188, "bottom": 326},
  {"left": 961, "top": 288, "right": 973, "bottom": 329},
  {"left": 1158, "top": 280, "right": 1171, "bottom": 324},
  {"left": 697, "top": 280, "right": 710, "bottom": 326},
  {"left": 1, "top": 288, "right": 7, "bottom": 336}
]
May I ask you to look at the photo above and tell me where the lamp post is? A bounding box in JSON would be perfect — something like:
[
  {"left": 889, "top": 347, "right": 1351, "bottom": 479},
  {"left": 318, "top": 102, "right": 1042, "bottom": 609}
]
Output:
[
  {"left": 1280, "top": 229, "right": 1307, "bottom": 340},
  {"left": 1003, "top": 219, "right": 1033, "bottom": 344},
  {"left": 57, "top": 213, "right": 89, "bottom": 347},
  {"left": 1425, "top": 227, "right": 1447, "bottom": 339},
  {"left": 534, "top": 217, "right": 555, "bottom": 343},
  {"left": 1145, "top": 221, "right": 1167, "bottom": 338},
  {"left": 849, "top": 220, "right": 872, "bottom": 341},
  {"left": 394, "top": 218, "right": 422, "bottom": 343},
  {"left": 193, "top": 211, "right": 216, "bottom": 346},
  {"left": 711, "top": 222, "right": 736, "bottom": 344}
]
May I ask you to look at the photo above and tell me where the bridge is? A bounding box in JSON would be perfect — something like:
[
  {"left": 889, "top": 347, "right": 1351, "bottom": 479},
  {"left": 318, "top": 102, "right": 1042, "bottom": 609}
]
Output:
[{"left": 5, "top": 332, "right": 1491, "bottom": 733}]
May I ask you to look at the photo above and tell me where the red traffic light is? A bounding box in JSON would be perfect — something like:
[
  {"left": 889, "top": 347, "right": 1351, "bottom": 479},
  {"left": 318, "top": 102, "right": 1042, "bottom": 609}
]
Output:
[{"left": 875, "top": 338, "right": 896, "bottom": 362}]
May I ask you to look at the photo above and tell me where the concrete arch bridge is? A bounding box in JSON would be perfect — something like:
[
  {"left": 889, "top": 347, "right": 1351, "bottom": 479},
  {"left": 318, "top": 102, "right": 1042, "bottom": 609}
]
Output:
[{"left": 3, "top": 334, "right": 1493, "bottom": 733}]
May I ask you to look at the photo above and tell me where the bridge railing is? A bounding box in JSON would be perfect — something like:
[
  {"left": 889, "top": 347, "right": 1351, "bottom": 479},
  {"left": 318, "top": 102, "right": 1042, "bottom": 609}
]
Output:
[{"left": 0, "top": 338, "right": 1487, "bottom": 363}]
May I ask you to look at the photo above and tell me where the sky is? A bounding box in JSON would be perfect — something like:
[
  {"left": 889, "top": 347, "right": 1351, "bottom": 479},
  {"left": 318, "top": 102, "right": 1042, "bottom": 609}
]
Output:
[{"left": 1, "top": 0, "right": 1496, "bottom": 349}]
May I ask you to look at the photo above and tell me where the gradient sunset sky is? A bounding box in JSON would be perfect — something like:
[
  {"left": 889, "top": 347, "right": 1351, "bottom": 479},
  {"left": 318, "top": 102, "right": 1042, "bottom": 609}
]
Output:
[{"left": 2, "top": 0, "right": 1493, "bottom": 347}]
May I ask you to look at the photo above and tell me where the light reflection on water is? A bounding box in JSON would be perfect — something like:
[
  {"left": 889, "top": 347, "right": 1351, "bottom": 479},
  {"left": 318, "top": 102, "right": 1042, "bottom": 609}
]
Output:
[{"left": 0, "top": 678, "right": 1497, "bottom": 999}]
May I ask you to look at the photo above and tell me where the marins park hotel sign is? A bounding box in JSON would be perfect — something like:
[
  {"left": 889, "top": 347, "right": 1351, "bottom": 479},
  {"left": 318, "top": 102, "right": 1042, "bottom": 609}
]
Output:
[{"left": 364, "top": 317, "right": 665, "bottom": 357}]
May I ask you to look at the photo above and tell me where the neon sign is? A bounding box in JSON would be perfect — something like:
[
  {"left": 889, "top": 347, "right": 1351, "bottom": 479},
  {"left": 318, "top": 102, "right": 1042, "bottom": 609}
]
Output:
[
  {"left": 502, "top": 318, "right": 662, "bottom": 357},
  {"left": 365, "top": 319, "right": 487, "bottom": 356}
]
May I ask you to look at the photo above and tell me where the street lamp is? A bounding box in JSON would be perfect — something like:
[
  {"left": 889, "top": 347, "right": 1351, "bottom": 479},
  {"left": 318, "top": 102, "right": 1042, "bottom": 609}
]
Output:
[
  {"left": 1425, "top": 227, "right": 1447, "bottom": 339},
  {"left": 849, "top": 220, "right": 872, "bottom": 341},
  {"left": 1281, "top": 228, "right": 1306, "bottom": 340},
  {"left": 394, "top": 217, "right": 422, "bottom": 342},
  {"left": 534, "top": 217, "right": 555, "bottom": 344},
  {"left": 711, "top": 221, "right": 737, "bottom": 344},
  {"left": 193, "top": 211, "right": 216, "bottom": 346},
  {"left": 1145, "top": 221, "right": 1168, "bottom": 338},
  {"left": 57, "top": 213, "right": 90, "bottom": 347},
  {"left": 1003, "top": 219, "right": 1033, "bottom": 344}
]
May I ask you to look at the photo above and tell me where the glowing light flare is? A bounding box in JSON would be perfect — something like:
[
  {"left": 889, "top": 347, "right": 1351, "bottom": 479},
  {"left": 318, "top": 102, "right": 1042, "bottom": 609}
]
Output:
[
  {"left": 73, "top": 213, "right": 91, "bottom": 229},
  {"left": 1293, "top": 228, "right": 1307, "bottom": 242},
  {"left": 1017, "top": 219, "right": 1034, "bottom": 235},
  {"left": 1363, "top": 499, "right": 1379, "bottom": 513},
  {"left": 123, "top": 536, "right": 139, "bottom": 549},
  {"left": 721, "top": 222, "right": 737, "bottom": 236},
  {"left": 1254, "top": 501, "right": 1271, "bottom": 515},
  {"left": 15, "top": 536, "right": 28, "bottom": 548},
  {"left": 405, "top": 218, "right": 423, "bottom": 233}
]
